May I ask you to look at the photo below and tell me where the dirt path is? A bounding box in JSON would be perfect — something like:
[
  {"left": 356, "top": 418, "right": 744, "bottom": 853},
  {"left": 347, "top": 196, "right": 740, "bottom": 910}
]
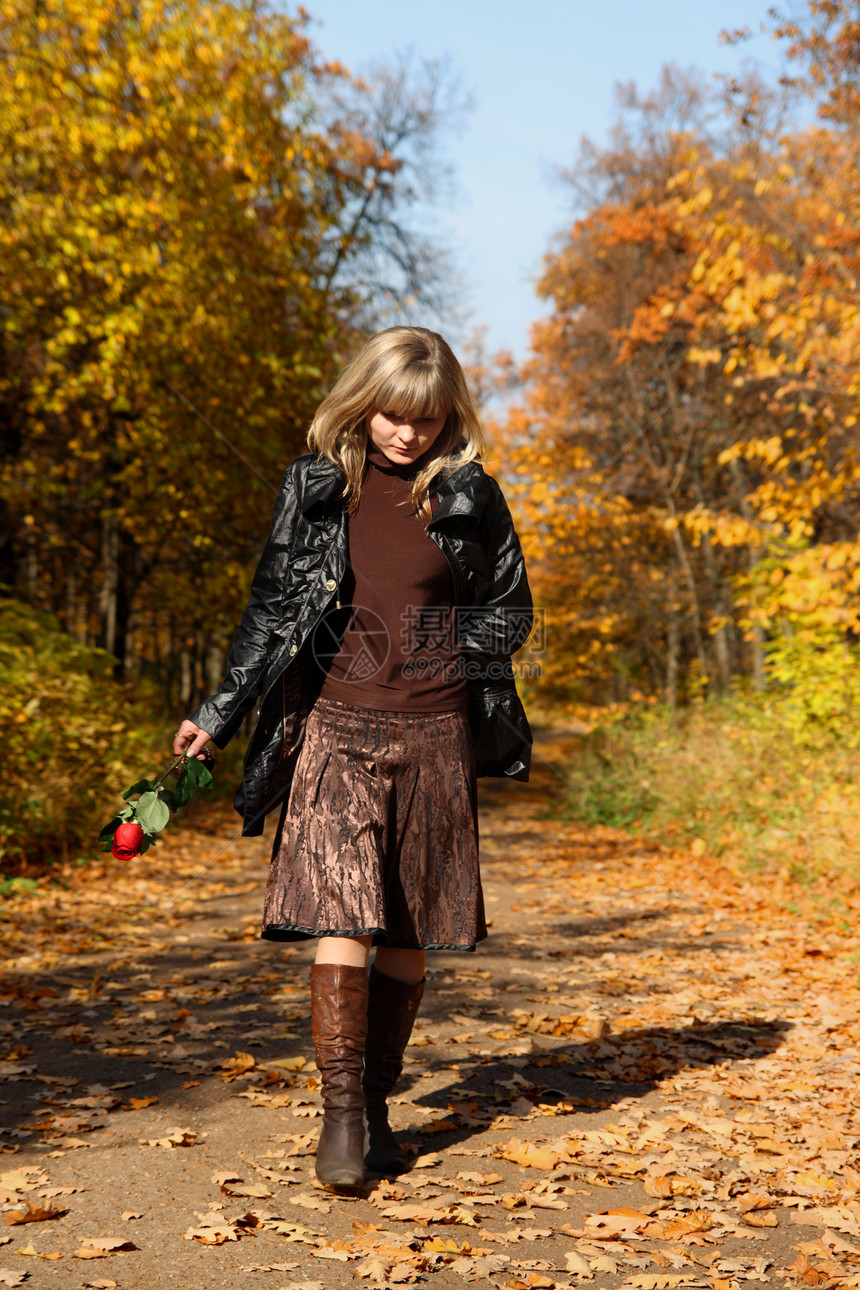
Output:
[{"left": 1, "top": 731, "right": 858, "bottom": 1289}]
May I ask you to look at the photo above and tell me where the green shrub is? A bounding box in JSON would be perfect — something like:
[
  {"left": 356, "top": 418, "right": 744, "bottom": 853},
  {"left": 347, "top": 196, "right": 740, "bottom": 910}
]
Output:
[
  {"left": 559, "top": 685, "right": 860, "bottom": 888},
  {"left": 0, "top": 596, "right": 162, "bottom": 871}
]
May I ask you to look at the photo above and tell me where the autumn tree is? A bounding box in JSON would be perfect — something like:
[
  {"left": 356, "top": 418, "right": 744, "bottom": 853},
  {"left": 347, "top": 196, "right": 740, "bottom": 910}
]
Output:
[
  {"left": 506, "top": 28, "right": 860, "bottom": 716},
  {"left": 0, "top": 0, "right": 464, "bottom": 708}
]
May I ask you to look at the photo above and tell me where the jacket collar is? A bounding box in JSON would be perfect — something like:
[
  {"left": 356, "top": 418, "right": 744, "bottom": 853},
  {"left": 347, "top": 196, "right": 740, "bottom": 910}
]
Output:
[
  {"left": 299, "top": 456, "right": 344, "bottom": 516},
  {"left": 298, "top": 453, "right": 482, "bottom": 524}
]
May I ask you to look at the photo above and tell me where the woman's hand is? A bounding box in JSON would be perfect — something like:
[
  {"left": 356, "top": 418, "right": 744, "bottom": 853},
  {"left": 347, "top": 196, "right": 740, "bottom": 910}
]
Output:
[{"left": 174, "top": 720, "right": 214, "bottom": 760}]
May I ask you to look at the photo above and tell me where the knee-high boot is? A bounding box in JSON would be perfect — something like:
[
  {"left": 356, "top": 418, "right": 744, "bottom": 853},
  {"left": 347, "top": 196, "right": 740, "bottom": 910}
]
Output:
[
  {"left": 362, "top": 963, "right": 425, "bottom": 1175},
  {"left": 310, "top": 962, "right": 368, "bottom": 1190}
]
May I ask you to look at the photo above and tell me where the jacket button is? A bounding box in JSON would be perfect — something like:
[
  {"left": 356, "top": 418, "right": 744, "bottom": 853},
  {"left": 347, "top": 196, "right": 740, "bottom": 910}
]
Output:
[
  {"left": 325, "top": 578, "right": 337, "bottom": 591},
  {"left": 289, "top": 643, "right": 297, "bottom": 655}
]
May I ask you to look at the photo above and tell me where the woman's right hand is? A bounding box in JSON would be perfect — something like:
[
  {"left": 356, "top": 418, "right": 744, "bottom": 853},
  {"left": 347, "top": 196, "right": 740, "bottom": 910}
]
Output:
[{"left": 174, "top": 720, "right": 214, "bottom": 759}]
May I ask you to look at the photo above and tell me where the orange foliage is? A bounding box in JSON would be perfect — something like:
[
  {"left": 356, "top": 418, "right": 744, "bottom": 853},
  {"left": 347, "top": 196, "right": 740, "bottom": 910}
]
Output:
[{"left": 504, "top": 22, "right": 860, "bottom": 712}]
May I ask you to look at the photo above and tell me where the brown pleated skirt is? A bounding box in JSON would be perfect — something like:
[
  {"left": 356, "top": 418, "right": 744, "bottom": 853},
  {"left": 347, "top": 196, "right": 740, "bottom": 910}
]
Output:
[{"left": 261, "top": 694, "right": 486, "bottom": 951}]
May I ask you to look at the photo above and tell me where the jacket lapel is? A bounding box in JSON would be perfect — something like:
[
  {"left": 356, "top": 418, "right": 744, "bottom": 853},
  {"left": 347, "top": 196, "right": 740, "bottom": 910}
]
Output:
[
  {"left": 298, "top": 457, "right": 345, "bottom": 515},
  {"left": 427, "top": 464, "right": 483, "bottom": 525}
]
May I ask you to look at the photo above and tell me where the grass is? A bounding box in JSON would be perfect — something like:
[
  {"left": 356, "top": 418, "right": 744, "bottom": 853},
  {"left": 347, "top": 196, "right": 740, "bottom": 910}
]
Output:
[{"left": 554, "top": 687, "right": 860, "bottom": 898}]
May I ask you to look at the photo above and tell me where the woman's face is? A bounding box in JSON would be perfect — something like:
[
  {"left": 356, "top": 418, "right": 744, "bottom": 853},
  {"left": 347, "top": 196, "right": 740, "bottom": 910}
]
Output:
[{"left": 366, "top": 407, "right": 447, "bottom": 466}]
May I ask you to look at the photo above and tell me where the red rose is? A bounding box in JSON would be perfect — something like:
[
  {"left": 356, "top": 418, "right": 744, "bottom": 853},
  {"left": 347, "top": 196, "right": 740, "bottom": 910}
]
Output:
[{"left": 112, "top": 821, "right": 145, "bottom": 860}]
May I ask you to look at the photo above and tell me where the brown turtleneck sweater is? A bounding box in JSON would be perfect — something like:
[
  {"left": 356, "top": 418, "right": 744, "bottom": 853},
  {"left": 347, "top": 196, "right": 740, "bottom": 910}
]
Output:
[{"left": 314, "top": 443, "right": 467, "bottom": 712}]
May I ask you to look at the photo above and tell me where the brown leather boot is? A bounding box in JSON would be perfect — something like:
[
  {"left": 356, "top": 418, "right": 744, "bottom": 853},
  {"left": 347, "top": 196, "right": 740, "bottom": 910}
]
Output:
[
  {"left": 311, "top": 962, "right": 368, "bottom": 1191},
  {"left": 363, "top": 963, "right": 425, "bottom": 1175}
]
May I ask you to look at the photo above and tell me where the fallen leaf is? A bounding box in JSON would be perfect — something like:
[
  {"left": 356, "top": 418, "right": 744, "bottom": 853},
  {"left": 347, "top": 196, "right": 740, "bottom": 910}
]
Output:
[
  {"left": 380, "top": 1202, "right": 477, "bottom": 1226},
  {"left": 410, "top": 1153, "right": 443, "bottom": 1169},
  {"left": 309, "top": 1244, "right": 349, "bottom": 1261},
  {"left": 451, "top": 1254, "right": 510, "bottom": 1277},
  {"left": 143, "top": 1128, "right": 198, "bottom": 1148},
  {"left": 564, "top": 1250, "right": 594, "bottom": 1276},
  {"left": 5, "top": 1204, "right": 67, "bottom": 1226},
  {"left": 75, "top": 1238, "right": 138, "bottom": 1258},
  {"left": 183, "top": 1223, "right": 241, "bottom": 1246},
  {"left": 354, "top": 1257, "right": 388, "bottom": 1281},
  {"left": 0, "top": 1169, "right": 48, "bottom": 1202},
  {"left": 743, "top": 1211, "right": 778, "bottom": 1228},
  {"left": 791, "top": 1207, "right": 860, "bottom": 1234},
  {"left": 241, "top": 1263, "right": 300, "bottom": 1273},
  {"left": 220, "top": 1178, "right": 273, "bottom": 1199},
  {"left": 737, "top": 1193, "right": 776, "bottom": 1213},
  {"left": 498, "top": 1138, "right": 561, "bottom": 1170},
  {"left": 424, "top": 1238, "right": 468, "bottom": 1253},
  {"left": 584, "top": 1211, "right": 650, "bottom": 1238},
  {"left": 621, "top": 1278, "right": 694, "bottom": 1289},
  {"left": 220, "top": 1052, "right": 256, "bottom": 1078},
  {"left": 289, "top": 1194, "right": 331, "bottom": 1213}
]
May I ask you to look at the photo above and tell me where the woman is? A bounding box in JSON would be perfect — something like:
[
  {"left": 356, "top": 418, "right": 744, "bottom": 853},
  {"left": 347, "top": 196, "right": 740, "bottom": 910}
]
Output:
[{"left": 174, "top": 327, "right": 533, "bottom": 1192}]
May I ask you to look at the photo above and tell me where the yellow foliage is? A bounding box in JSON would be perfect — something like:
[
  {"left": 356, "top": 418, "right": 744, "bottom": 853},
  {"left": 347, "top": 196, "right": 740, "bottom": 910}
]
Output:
[{"left": 501, "top": 63, "right": 860, "bottom": 707}]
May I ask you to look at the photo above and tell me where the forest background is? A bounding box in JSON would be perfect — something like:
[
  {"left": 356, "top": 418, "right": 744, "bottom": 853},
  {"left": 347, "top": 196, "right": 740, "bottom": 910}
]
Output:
[{"left": 1, "top": 0, "right": 859, "bottom": 916}]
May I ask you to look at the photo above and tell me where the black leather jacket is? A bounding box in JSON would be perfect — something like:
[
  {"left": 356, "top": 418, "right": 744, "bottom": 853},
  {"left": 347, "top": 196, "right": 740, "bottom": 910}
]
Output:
[{"left": 189, "top": 450, "right": 534, "bottom": 837}]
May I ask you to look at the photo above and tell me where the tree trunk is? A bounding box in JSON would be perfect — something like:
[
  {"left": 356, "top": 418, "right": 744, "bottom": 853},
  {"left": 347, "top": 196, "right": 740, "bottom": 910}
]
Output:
[
  {"left": 699, "top": 531, "right": 733, "bottom": 691},
  {"left": 26, "top": 540, "right": 37, "bottom": 601},
  {"left": 180, "top": 647, "right": 193, "bottom": 708},
  {"left": 206, "top": 637, "right": 225, "bottom": 697},
  {"left": 751, "top": 623, "right": 766, "bottom": 691},
  {"left": 668, "top": 515, "right": 710, "bottom": 686},
  {"left": 728, "top": 456, "right": 766, "bottom": 690},
  {"left": 690, "top": 460, "right": 733, "bottom": 692},
  {"left": 666, "top": 611, "right": 680, "bottom": 707},
  {"left": 99, "top": 514, "right": 119, "bottom": 660},
  {"left": 97, "top": 514, "right": 136, "bottom": 678}
]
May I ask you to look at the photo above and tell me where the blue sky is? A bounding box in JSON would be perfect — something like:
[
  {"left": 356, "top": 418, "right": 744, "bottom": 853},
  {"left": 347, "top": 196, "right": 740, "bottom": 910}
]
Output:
[{"left": 301, "top": 1, "right": 784, "bottom": 361}]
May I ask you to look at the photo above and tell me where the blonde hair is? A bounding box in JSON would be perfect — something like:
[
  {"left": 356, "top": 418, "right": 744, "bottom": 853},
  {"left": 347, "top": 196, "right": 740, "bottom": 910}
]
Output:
[{"left": 307, "top": 327, "right": 485, "bottom": 521}]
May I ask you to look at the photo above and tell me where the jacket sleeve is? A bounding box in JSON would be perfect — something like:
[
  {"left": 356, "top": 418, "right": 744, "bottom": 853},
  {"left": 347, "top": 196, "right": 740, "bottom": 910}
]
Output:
[
  {"left": 467, "top": 474, "right": 534, "bottom": 665},
  {"left": 464, "top": 474, "right": 534, "bottom": 780},
  {"left": 187, "top": 462, "right": 298, "bottom": 749}
]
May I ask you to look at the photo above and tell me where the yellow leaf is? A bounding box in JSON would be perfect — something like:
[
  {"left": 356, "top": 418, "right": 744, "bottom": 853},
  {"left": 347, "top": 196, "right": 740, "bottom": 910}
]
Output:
[{"left": 498, "top": 1138, "right": 561, "bottom": 1170}]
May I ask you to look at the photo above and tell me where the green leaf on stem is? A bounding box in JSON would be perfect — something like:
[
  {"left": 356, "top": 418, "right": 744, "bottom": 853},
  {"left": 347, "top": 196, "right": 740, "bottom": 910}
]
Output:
[
  {"left": 170, "top": 773, "right": 196, "bottom": 807},
  {"left": 182, "top": 758, "right": 213, "bottom": 790},
  {"left": 135, "top": 790, "right": 170, "bottom": 832},
  {"left": 98, "top": 816, "right": 123, "bottom": 842}
]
